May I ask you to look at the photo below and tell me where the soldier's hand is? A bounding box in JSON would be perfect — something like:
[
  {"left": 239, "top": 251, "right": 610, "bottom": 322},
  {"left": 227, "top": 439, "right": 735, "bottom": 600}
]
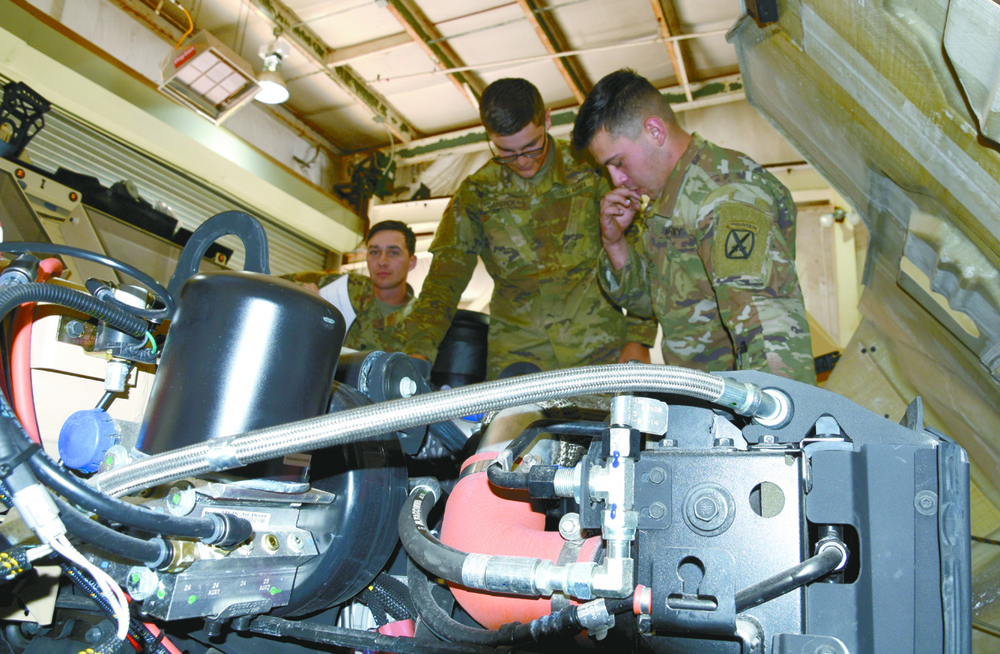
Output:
[
  {"left": 600, "top": 186, "right": 641, "bottom": 270},
  {"left": 617, "top": 341, "right": 651, "bottom": 364},
  {"left": 600, "top": 186, "right": 641, "bottom": 241}
]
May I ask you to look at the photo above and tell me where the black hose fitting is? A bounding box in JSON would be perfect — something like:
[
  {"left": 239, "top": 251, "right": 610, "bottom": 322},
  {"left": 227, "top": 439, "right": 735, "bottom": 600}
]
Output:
[
  {"left": 0, "top": 282, "right": 147, "bottom": 338},
  {"left": 525, "top": 465, "right": 559, "bottom": 498},
  {"left": 1, "top": 241, "right": 175, "bottom": 319},
  {"left": 204, "top": 511, "right": 254, "bottom": 549}
]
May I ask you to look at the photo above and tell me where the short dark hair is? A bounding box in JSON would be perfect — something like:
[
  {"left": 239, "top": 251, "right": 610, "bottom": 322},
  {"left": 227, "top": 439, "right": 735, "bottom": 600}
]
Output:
[
  {"left": 367, "top": 220, "right": 416, "bottom": 256},
  {"left": 479, "top": 78, "right": 546, "bottom": 136},
  {"left": 572, "top": 69, "right": 676, "bottom": 151}
]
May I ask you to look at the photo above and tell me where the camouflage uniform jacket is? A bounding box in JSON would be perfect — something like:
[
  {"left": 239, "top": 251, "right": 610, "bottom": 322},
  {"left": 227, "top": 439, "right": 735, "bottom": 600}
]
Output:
[
  {"left": 600, "top": 133, "right": 815, "bottom": 383},
  {"left": 405, "top": 137, "right": 657, "bottom": 379},
  {"left": 283, "top": 271, "right": 413, "bottom": 353}
]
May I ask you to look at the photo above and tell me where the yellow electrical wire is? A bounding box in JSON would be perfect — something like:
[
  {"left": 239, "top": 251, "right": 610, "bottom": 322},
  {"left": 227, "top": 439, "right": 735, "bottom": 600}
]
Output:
[{"left": 173, "top": 1, "right": 194, "bottom": 50}]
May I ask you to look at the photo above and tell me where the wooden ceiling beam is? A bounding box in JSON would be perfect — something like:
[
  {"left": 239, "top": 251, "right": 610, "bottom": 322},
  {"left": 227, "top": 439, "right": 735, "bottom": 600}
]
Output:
[
  {"left": 649, "top": 0, "right": 696, "bottom": 101},
  {"left": 516, "top": 0, "right": 590, "bottom": 104},
  {"left": 326, "top": 32, "right": 413, "bottom": 67},
  {"left": 385, "top": 0, "right": 485, "bottom": 108}
]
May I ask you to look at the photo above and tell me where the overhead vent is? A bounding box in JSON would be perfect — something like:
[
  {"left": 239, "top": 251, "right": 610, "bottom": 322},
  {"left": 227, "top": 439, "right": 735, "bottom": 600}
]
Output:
[{"left": 158, "top": 31, "right": 260, "bottom": 125}]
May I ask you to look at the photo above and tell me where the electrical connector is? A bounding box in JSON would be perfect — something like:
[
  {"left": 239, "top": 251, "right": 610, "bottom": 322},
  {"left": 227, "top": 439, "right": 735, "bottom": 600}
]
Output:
[{"left": 11, "top": 482, "right": 66, "bottom": 545}]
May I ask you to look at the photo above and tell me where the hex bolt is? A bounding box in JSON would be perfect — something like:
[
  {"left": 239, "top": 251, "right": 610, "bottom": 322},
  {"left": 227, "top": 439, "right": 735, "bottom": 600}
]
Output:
[
  {"left": 558, "top": 513, "right": 583, "bottom": 541},
  {"left": 287, "top": 534, "right": 305, "bottom": 553},
  {"left": 648, "top": 502, "right": 667, "bottom": 520},
  {"left": 683, "top": 483, "right": 735, "bottom": 536},
  {"left": 126, "top": 566, "right": 159, "bottom": 601},
  {"left": 695, "top": 497, "right": 718, "bottom": 522},
  {"left": 636, "top": 614, "right": 652, "bottom": 634},
  {"left": 399, "top": 377, "right": 417, "bottom": 398},
  {"left": 648, "top": 467, "right": 666, "bottom": 484},
  {"left": 165, "top": 486, "right": 196, "bottom": 516},
  {"left": 85, "top": 625, "right": 106, "bottom": 644},
  {"left": 914, "top": 490, "right": 938, "bottom": 516},
  {"left": 65, "top": 320, "right": 84, "bottom": 338}
]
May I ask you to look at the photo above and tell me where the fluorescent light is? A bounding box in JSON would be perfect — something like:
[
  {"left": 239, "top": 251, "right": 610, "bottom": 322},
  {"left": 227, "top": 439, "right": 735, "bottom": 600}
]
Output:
[{"left": 159, "top": 31, "right": 260, "bottom": 125}]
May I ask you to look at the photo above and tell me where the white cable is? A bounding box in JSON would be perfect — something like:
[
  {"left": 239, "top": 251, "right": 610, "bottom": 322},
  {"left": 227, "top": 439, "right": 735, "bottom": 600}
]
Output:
[
  {"left": 50, "top": 536, "right": 129, "bottom": 641},
  {"left": 25, "top": 545, "right": 52, "bottom": 563}
]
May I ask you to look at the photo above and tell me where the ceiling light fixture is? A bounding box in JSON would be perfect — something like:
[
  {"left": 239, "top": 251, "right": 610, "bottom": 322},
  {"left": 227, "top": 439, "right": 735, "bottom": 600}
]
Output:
[
  {"left": 159, "top": 30, "right": 261, "bottom": 125},
  {"left": 256, "top": 37, "right": 291, "bottom": 105}
]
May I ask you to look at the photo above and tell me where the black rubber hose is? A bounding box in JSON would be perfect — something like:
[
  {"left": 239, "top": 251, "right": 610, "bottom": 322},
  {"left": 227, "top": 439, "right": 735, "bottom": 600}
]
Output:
[
  {"left": 397, "top": 486, "right": 468, "bottom": 584},
  {"left": 735, "top": 545, "right": 845, "bottom": 613},
  {"left": 406, "top": 556, "right": 516, "bottom": 646},
  {"left": 84, "top": 277, "right": 163, "bottom": 321},
  {"left": 54, "top": 497, "right": 168, "bottom": 567},
  {"left": 0, "top": 388, "right": 250, "bottom": 545},
  {"left": 0, "top": 282, "right": 147, "bottom": 338},
  {"left": 407, "top": 557, "right": 629, "bottom": 646},
  {"left": 487, "top": 420, "right": 605, "bottom": 491},
  {"left": 485, "top": 465, "right": 529, "bottom": 490},
  {"left": 1, "top": 242, "right": 175, "bottom": 319},
  {"left": 18, "top": 433, "right": 219, "bottom": 540}
]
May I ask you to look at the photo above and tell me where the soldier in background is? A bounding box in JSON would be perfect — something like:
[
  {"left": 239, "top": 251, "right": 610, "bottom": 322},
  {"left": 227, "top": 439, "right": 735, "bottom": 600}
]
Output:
[
  {"left": 285, "top": 220, "right": 417, "bottom": 353},
  {"left": 572, "top": 69, "right": 815, "bottom": 383},
  {"left": 403, "top": 78, "right": 657, "bottom": 379}
]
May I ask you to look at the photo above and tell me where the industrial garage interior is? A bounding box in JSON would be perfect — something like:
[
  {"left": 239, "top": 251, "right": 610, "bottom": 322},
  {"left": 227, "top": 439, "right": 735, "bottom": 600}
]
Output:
[{"left": 0, "top": 0, "right": 998, "bottom": 652}]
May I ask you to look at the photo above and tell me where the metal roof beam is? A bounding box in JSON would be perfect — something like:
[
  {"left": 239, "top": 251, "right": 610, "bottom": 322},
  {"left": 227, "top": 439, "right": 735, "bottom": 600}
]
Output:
[
  {"left": 247, "top": 0, "right": 416, "bottom": 143},
  {"left": 385, "top": 0, "right": 485, "bottom": 108},
  {"left": 516, "top": 0, "right": 590, "bottom": 103}
]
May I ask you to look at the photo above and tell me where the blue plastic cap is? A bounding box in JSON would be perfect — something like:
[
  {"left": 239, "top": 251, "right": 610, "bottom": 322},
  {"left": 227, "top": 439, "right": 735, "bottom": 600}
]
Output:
[{"left": 58, "top": 409, "right": 119, "bottom": 473}]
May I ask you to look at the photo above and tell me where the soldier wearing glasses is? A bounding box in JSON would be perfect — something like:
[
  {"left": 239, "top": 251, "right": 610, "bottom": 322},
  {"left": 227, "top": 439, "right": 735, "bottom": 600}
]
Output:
[{"left": 404, "top": 78, "right": 656, "bottom": 379}]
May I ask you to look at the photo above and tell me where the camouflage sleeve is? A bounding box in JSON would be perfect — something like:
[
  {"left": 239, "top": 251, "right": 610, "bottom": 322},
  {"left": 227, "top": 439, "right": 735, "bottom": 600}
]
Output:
[
  {"left": 598, "top": 226, "right": 655, "bottom": 319},
  {"left": 695, "top": 186, "right": 815, "bottom": 383},
  {"left": 403, "top": 187, "right": 485, "bottom": 362},
  {"left": 279, "top": 271, "right": 344, "bottom": 288},
  {"left": 623, "top": 308, "right": 658, "bottom": 347}
]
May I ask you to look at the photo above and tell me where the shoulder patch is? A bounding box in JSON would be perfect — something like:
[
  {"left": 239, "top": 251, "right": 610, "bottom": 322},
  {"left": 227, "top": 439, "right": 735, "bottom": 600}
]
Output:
[{"left": 711, "top": 202, "right": 771, "bottom": 281}]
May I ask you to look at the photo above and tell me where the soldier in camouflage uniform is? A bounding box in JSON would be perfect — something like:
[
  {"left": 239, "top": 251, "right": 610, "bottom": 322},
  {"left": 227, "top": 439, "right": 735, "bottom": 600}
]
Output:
[
  {"left": 572, "top": 69, "right": 815, "bottom": 383},
  {"left": 404, "top": 78, "right": 657, "bottom": 379},
  {"left": 284, "top": 220, "right": 416, "bottom": 353}
]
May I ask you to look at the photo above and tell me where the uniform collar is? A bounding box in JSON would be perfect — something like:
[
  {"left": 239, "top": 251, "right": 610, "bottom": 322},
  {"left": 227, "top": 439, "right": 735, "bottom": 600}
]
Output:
[
  {"left": 360, "top": 277, "right": 414, "bottom": 307},
  {"left": 646, "top": 132, "right": 706, "bottom": 219}
]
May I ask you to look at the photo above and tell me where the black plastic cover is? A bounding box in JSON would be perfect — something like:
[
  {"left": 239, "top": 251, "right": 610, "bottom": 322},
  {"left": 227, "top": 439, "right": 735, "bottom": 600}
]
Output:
[{"left": 137, "top": 272, "right": 345, "bottom": 469}]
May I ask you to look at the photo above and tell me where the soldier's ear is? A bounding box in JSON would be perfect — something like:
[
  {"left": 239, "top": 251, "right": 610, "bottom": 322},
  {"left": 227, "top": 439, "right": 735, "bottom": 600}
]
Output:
[
  {"left": 644, "top": 117, "right": 667, "bottom": 146},
  {"left": 408, "top": 255, "right": 417, "bottom": 271}
]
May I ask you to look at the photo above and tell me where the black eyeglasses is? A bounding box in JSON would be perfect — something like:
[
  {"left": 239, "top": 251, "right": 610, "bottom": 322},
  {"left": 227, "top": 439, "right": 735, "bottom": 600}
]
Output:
[{"left": 490, "top": 141, "right": 547, "bottom": 165}]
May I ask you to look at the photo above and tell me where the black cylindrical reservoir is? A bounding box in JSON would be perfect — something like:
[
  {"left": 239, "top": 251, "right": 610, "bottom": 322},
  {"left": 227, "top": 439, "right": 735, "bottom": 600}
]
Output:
[
  {"left": 137, "top": 272, "right": 345, "bottom": 475},
  {"left": 431, "top": 309, "right": 489, "bottom": 388}
]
